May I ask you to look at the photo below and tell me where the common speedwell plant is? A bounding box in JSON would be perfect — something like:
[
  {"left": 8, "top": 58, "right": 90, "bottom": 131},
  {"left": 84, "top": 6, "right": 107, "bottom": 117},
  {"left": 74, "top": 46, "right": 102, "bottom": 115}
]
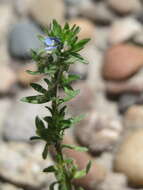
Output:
[{"left": 21, "top": 20, "right": 91, "bottom": 190}]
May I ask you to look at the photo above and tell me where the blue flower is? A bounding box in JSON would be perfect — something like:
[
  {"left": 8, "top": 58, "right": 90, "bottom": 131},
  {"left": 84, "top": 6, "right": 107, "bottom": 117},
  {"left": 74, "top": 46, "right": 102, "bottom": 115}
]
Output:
[{"left": 44, "top": 37, "right": 61, "bottom": 52}]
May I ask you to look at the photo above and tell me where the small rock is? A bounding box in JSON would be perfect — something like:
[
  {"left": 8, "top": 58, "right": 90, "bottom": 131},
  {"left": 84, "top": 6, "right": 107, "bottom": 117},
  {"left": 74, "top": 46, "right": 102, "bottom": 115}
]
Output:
[
  {"left": 0, "top": 183, "right": 23, "bottom": 190},
  {"left": 0, "top": 142, "right": 55, "bottom": 188},
  {"left": 114, "top": 128, "right": 143, "bottom": 186},
  {"left": 94, "top": 27, "right": 110, "bottom": 51},
  {"left": 96, "top": 152, "right": 113, "bottom": 171},
  {"left": 75, "top": 110, "right": 122, "bottom": 153},
  {"left": 62, "top": 136, "right": 106, "bottom": 189},
  {"left": 107, "top": 0, "right": 142, "bottom": 15},
  {"left": 133, "top": 30, "right": 143, "bottom": 46},
  {"left": 97, "top": 173, "right": 128, "bottom": 190},
  {"left": 109, "top": 18, "right": 142, "bottom": 45},
  {"left": 29, "top": 0, "right": 65, "bottom": 26},
  {"left": 79, "top": 1, "right": 115, "bottom": 24},
  {"left": 0, "top": 66, "right": 17, "bottom": 94},
  {"left": 0, "top": 4, "right": 14, "bottom": 42},
  {"left": 0, "top": 99, "right": 12, "bottom": 138},
  {"left": 118, "top": 93, "right": 139, "bottom": 113},
  {"left": 68, "top": 18, "right": 95, "bottom": 40},
  {"left": 105, "top": 68, "right": 143, "bottom": 94},
  {"left": 64, "top": 82, "right": 94, "bottom": 115},
  {"left": 14, "top": 0, "right": 33, "bottom": 16},
  {"left": 102, "top": 44, "right": 143, "bottom": 80},
  {"left": 123, "top": 105, "right": 143, "bottom": 130},
  {"left": 3, "top": 89, "right": 50, "bottom": 141},
  {"left": 8, "top": 20, "right": 43, "bottom": 59},
  {"left": 17, "top": 63, "right": 43, "bottom": 86}
]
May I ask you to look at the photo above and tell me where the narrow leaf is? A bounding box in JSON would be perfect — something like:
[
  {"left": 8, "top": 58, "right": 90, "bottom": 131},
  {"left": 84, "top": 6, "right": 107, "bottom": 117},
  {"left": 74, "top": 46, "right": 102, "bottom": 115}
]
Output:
[
  {"left": 35, "top": 116, "right": 45, "bottom": 130},
  {"left": 30, "top": 136, "right": 41, "bottom": 140},
  {"left": 26, "top": 70, "right": 40, "bottom": 75},
  {"left": 43, "top": 165, "right": 55, "bottom": 173},
  {"left": 86, "top": 160, "right": 92, "bottom": 174},
  {"left": 62, "top": 144, "right": 88, "bottom": 152},
  {"left": 21, "top": 95, "right": 49, "bottom": 104},
  {"left": 30, "top": 83, "right": 47, "bottom": 94},
  {"left": 73, "top": 170, "right": 86, "bottom": 179},
  {"left": 70, "top": 114, "right": 85, "bottom": 125},
  {"left": 49, "top": 181, "right": 59, "bottom": 190},
  {"left": 42, "top": 143, "right": 49, "bottom": 160}
]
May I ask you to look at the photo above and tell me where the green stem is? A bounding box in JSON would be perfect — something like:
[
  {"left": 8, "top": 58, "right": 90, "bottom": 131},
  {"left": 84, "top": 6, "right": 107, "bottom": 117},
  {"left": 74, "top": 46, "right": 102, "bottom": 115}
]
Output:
[{"left": 51, "top": 66, "right": 73, "bottom": 190}]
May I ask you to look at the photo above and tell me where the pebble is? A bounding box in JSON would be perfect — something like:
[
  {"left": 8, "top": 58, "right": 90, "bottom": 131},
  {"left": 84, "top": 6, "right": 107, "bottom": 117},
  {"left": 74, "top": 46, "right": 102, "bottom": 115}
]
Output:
[
  {"left": 8, "top": 20, "right": 43, "bottom": 59},
  {"left": 105, "top": 68, "right": 143, "bottom": 94},
  {"left": 29, "top": 0, "right": 65, "bottom": 26},
  {"left": 108, "top": 18, "right": 142, "bottom": 45},
  {"left": 107, "top": 0, "right": 142, "bottom": 15},
  {"left": 0, "top": 183, "right": 23, "bottom": 190},
  {"left": 14, "top": 0, "right": 33, "bottom": 16},
  {"left": 75, "top": 110, "right": 122, "bottom": 153},
  {"left": 63, "top": 82, "right": 94, "bottom": 115},
  {"left": 68, "top": 18, "right": 95, "bottom": 40},
  {"left": 97, "top": 173, "right": 128, "bottom": 190},
  {"left": 114, "top": 129, "right": 143, "bottom": 186},
  {"left": 123, "top": 105, "right": 143, "bottom": 130},
  {"left": 118, "top": 93, "right": 139, "bottom": 113},
  {"left": 102, "top": 44, "right": 143, "bottom": 80},
  {"left": 0, "top": 99, "right": 12, "bottom": 139},
  {"left": 3, "top": 89, "right": 50, "bottom": 141},
  {"left": 79, "top": 1, "right": 115, "bottom": 24},
  {"left": 0, "top": 142, "right": 55, "bottom": 188},
  {"left": 133, "top": 30, "right": 143, "bottom": 46},
  {"left": 0, "top": 4, "right": 14, "bottom": 42},
  {"left": 0, "top": 66, "right": 17, "bottom": 94},
  {"left": 17, "top": 63, "right": 43, "bottom": 86},
  {"left": 62, "top": 136, "right": 107, "bottom": 190}
]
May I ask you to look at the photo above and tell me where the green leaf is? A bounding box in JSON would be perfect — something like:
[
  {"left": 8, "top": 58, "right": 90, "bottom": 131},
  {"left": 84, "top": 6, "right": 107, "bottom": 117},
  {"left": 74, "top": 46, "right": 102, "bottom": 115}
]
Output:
[
  {"left": 73, "top": 170, "right": 86, "bottom": 179},
  {"left": 86, "top": 160, "right": 92, "bottom": 174},
  {"left": 21, "top": 95, "right": 49, "bottom": 104},
  {"left": 78, "top": 187, "right": 84, "bottom": 190},
  {"left": 42, "top": 143, "right": 49, "bottom": 160},
  {"left": 49, "top": 181, "right": 59, "bottom": 190},
  {"left": 52, "top": 19, "right": 62, "bottom": 37},
  {"left": 70, "top": 114, "right": 85, "bottom": 125},
  {"left": 62, "top": 87, "right": 80, "bottom": 102},
  {"left": 44, "top": 78, "right": 51, "bottom": 86},
  {"left": 62, "top": 74, "right": 80, "bottom": 85},
  {"left": 30, "top": 83, "right": 47, "bottom": 94},
  {"left": 62, "top": 144, "right": 88, "bottom": 152},
  {"left": 30, "top": 136, "right": 41, "bottom": 140},
  {"left": 43, "top": 165, "right": 55, "bottom": 173},
  {"left": 35, "top": 116, "right": 45, "bottom": 130},
  {"left": 37, "top": 34, "right": 44, "bottom": 42},
  {"left": 71, "top": 52, "right": 89, "bottom": 64},
  {"left": 72, "top": 38, "right": 90, "bottom": 52},
  {"left": 26, "top": 70, "right": 40, "bottom": 75}
]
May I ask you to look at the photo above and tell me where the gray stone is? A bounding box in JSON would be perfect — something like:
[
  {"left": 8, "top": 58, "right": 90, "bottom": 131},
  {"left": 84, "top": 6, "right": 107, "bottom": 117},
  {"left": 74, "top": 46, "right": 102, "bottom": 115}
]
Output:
[
  {"left": 0, "top": 142, "right": 55, "bottom": 188},
  {"left": 75, "top": 110, "right": 122, "bottom": 153},
  {"left": 29, "top": 0, "right": 65, "bottom": 26},
  {"left": 8, "top": 20, "right": 43, "bottom": 59},
  {"left": 0, "top": 99, "right": 12, "bottom": 139},
  {"left": 108, "top": 18, "right": 142, "bottom": 45},
  {"left": 97, "top": 173, "right": 128, "bottom": 190},
  {"left": 118, "top": 93, "right": 139, "bottom": 113},
  {"left": 3, "top": 88, "right": 50, "bottom": 141},
  {"left": 0, "top": 183, "right": 22, "bottom": 190},
  {"left": 79, "top": 1, "right": 115, "bottom": 24}
]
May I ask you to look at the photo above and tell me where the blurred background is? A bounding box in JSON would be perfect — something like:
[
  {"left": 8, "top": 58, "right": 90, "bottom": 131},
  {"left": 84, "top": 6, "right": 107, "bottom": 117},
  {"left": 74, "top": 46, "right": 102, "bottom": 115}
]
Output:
[{"left": 1, "top": 0, "right": 143, "bottom": 189}]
